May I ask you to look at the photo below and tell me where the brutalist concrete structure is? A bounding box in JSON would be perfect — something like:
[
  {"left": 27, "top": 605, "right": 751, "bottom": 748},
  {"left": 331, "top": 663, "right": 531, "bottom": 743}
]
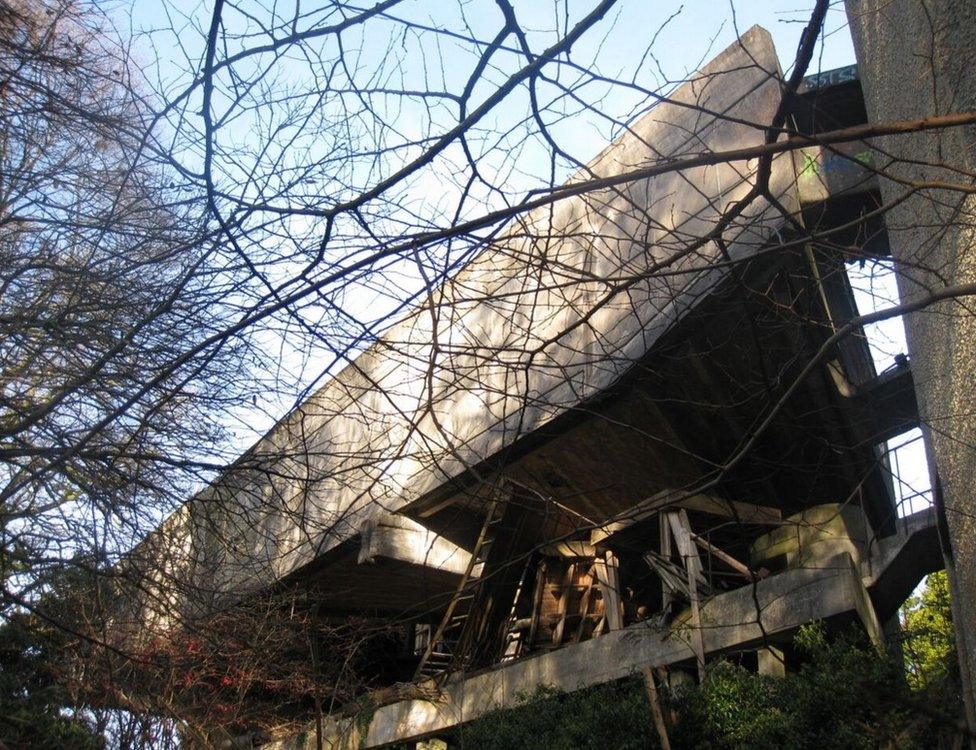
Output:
[
  {"left": 119, "top": 19, "right": 966, "bottom": 748},
  {"left": 846, "top": 0, "right": 976, "bottom": 730}
]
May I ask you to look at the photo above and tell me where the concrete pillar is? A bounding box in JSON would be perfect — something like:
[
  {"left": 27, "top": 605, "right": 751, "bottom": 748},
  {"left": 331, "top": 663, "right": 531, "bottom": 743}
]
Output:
[
  {"left": 663, "top": 667, "right": 697, "bottom": 691},
  {"left": 757, "top": 646, "right": 786, "bottom": 677},
  {"left": 883, "top": 613, "right": 905, "bottom": 667},
  {"left": 845, "top": 0, "right": 976, "bottom": 734}
]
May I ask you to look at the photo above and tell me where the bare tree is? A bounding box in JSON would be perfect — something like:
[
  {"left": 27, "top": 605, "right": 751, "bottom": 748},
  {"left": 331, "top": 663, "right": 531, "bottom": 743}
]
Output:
[
  {"left": 4, "top": 0, "right": 976, "bottom": 747},
  {"left": 0, "top": 0, "right": 259, "bottom": 743}
]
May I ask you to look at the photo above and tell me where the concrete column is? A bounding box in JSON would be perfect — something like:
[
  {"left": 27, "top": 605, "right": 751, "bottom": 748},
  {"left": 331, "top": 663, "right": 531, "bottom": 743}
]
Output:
[
  {"left": 757, "top": 646, "right": 786, "bottom": 678},
  {"left": 845, "top": 0, "right": 976, "bottom": 733}
]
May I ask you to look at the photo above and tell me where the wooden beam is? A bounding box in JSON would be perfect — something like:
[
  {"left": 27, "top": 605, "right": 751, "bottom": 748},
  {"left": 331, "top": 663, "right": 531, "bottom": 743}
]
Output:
[
  {"left": 667, "top": 510, "right": 706, "bottom": 682},
  {"left": 681, "top": 494, "right": 781, "bottom": 525},
  {"left": 690, "top": 532, "right": 753, "bottom": 578},
  {"left": 660, "top": 517, "right": 675, "bottom": 613},
  {"left": 573, "top": 567, "right": 596, "bottom": 644},
  {"left": 526, "top": 560, "right": 547, "bottom": 648},
  {"left": 538, "top": 541, "right": 597, "bottom": 558},
  {"left": 645, "top": 552, "right": 691, "bottom": 599},
  {"left": 642, "top": 666, "right": 672, "bottom": 750},
  {"left": 593, "top": 551, "right": 624, "bottom": 631},
  {"left": 592, "top": 490, "right": 781, "bottom": 547},
  {"left": 551, "top": 562, "right": 577, "bottom": 645}
]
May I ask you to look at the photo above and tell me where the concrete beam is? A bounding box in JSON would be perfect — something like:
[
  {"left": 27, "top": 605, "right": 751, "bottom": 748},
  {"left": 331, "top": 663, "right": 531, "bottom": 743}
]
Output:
[
  {"left": 757, "top": 647, "right": 786, "bottom": 677},
  {"left": 269, "top": 511, "right": 941, "bottom": 750},
  {"left": 268, "top": 554, "right": 870, "bottom": 750},
  {"left": 862, "top": 507, "right": 942, "bottom": 620},
  {"left": 358, "top": 512, "right": 476, "bottom": 578},
  {"left": 269, "top": 510, "right": 938, "bottom": 750}
]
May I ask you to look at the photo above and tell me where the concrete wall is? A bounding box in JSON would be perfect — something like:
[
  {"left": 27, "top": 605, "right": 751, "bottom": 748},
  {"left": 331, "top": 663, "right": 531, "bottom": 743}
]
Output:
[{"left": 845, "top": 0, "right": 976, "bottom": 726}]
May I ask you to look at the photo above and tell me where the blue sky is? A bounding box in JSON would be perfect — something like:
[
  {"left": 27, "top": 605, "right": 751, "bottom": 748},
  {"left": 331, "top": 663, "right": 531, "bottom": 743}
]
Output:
[{"left": 123, "top": 0, "right": 858, "bottom": 178}]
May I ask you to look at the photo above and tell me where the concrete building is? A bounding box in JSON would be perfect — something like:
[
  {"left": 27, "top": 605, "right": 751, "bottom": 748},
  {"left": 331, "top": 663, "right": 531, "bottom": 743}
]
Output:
[
  {"left": 122, "top": 15, "right": 974, "bottom": 747},
  {"left": 845, "top": 0, "right": 976, "bottom": 729}
]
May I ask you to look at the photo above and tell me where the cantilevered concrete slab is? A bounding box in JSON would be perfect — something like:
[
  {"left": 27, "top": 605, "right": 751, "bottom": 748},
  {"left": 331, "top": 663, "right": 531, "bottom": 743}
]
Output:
[
  {"left": 271, "top": 513, "right": 479, "bottom": 618},
  {"left": 357, "top": 512, "right": 475, "bottom": 577},
  {"left": 127, "top": 25, "right": 800, "bottom": 618}
]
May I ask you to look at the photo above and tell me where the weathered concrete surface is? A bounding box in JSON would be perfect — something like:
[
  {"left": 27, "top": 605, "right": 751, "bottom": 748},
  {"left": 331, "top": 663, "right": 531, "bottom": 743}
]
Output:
[
  {"left": 845, "top": 0, "right": 976, "bottom": 725},
  {"left": 357, "top": 512, "right": 474, "bottom": 577},
  {"left": 749, "top": 502, "right": 869, "bottom": 570},
  {"left": 794, "top": 139, "right": 878, "bottom": 204},
  {"left": 128, "top": 26, "right": 800, "bottom": 620},
  {"left": 268, "top": 550, "right": 911, "bottom": 749},
  {"left": 862, "top": 508, "right": 942, "bottom": 620}
]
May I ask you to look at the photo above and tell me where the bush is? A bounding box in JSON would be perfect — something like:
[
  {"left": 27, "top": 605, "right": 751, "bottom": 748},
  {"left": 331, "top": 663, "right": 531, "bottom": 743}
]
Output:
[
  {"left": 435, "top": 623, "right": 962, "bottom": 750},
  {"left": 453, "top": 679, "right": 657, "bottom": 750},
  {"left": 671, "top": 625, "right": 922, "bottom": 749}
]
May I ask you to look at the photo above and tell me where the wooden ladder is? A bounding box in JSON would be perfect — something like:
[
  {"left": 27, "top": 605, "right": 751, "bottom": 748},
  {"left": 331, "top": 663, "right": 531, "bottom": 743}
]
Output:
[{"left": 413, "top": 498, "right": 504, "bottom": 682}]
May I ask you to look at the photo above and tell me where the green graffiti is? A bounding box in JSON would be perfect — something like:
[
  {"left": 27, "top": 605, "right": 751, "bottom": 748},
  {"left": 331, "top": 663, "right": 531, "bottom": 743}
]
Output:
[{"left": 799, "top": 152, "right": 820, "bottom": 178}]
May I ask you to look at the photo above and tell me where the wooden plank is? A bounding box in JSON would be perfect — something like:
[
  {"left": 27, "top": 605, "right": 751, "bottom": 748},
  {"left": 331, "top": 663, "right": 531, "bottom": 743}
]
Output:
[
  {"left": 645, "top": 552, "right": 690, "bottom": 599},
  {"left": 690, "top": 532, "right": 753, "bottom": 578},
  {"left": 594, "top": 551, "right": 624, "bottom": 631},
  {"left": 551, "top": 562, "right": 577, "bottom": 646},
  {"left": 592, "top": 491, "right": 781, "bottom": 547},
  {"left": 527, "top": 560, "right": 547, "bottom": 648},
  {"left": 667, "top": 510, "right": 706, "bottom": 682},
  {"left": 660, "top": 516, "right": 674, "bottom": 613},
  {"left": 573, "top": 565, "right": 596, "bottom": 644}
]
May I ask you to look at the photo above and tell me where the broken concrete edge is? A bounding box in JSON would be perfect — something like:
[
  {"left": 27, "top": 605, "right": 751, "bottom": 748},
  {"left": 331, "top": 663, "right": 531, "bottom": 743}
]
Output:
[
  {"left": 266, "top": 550, "right": 905, "bottom": 750},
  {"left": 358, "top": 512, "right": 476, "bottom": 578}
]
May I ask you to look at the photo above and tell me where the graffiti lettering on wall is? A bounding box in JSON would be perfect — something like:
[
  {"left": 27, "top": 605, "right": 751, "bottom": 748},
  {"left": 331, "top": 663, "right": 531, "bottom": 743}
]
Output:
[
  {"left": 801, "top": 64, "right": 858, "bottom": 92},
  {"left": 798, "top": 143, "right": 875, "bottom": 195}
]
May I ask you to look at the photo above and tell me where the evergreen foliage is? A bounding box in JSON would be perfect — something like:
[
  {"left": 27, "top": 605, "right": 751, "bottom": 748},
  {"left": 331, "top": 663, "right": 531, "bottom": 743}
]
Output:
[
  {"left": 456, "top": 680, "right": 656, "bottom": 750},
  {"left": 0, "top": 613, "right": 102, "bottom": 750},
  {"left": 902, "top": 571, "right": 956, "bottom": 689},
  {"left": 431, "top": 621, "right": 964, "bottom": 750}
]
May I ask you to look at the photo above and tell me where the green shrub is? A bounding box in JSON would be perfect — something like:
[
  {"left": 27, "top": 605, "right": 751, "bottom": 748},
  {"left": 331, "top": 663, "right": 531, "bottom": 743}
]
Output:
[
  {"left": 454, "top": 679, "right": 657, "bottom": 750},
  {"left": 671, "top": 625, "right": 922, "bottom": 750},
  {"left": 436, "top": 623, "right": 962, "bottom": 750}
]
